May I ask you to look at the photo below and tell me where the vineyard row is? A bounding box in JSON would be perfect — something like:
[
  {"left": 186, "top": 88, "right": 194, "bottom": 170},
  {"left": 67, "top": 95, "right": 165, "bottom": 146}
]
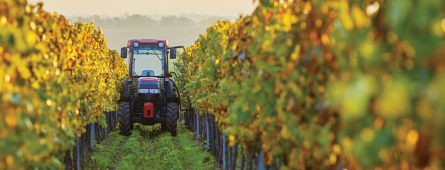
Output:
[
  {"left": 173, "top": 0, "right": 445, "bottom": 169},
  {"left": 0, "top": 0, "right": 126, "bottom": 169}
]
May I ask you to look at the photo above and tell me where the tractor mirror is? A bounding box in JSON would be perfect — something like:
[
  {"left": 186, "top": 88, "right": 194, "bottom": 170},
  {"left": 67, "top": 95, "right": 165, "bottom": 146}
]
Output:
[
  {"left": 170, "top": 48, "right": 177, "bottom": 59},
  {"left": 121, "top": 47, "right": 127, "bottom": 58}
]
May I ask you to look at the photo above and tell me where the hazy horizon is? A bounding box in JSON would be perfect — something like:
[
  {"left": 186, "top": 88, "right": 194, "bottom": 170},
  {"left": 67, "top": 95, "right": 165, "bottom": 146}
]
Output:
[
  {"left": 25, "top": 0, "right": 258, "bottom": 54},
  {"left": 27, "top": 0, "right": 257, "bottom": 17}
]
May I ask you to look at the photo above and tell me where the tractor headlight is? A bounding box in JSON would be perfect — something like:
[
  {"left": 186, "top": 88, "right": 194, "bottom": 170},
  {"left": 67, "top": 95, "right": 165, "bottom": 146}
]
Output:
[
  {"left": 158, "top": 42, "right": 164, "bottom": 48},
  {"left": 137, "top": 89, "right": 160, "bottom": 94},
  {"left": 138, "top": 89, "right": 148, "bottom": 93},
  {"left": 133, "top": 42, "right": 140, "bottom": 48},
  {"left": 149, "top": 89, "right": 160, "bottom": 93}
]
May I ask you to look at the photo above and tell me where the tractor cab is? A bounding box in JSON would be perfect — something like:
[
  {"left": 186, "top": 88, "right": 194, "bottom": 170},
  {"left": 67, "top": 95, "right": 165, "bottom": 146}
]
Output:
[{"left": 118, "top": 39, "right": 184, "bottom": 136}]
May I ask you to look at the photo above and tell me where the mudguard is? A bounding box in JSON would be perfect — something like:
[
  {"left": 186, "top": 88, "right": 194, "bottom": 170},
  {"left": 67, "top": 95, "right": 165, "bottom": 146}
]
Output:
[
  {"left": 165, "top": 79, "right": 176, "bottom": 98},
  {"left": 165, "top": 79, "right": 179, "bottom": 103},
  {"left": 119, "top": 79, "right": 131, "bottom": 101}
]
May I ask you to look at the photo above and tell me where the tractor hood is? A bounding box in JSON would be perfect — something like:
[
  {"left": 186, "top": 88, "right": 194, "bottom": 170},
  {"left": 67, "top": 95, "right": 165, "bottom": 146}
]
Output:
[{"left": 137, "top": 77, "right": 161, "bottom": 89}]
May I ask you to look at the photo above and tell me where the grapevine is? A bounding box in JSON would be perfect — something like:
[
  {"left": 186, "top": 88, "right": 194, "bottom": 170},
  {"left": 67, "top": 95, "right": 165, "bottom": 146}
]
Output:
[
  {"left": 0, "top": 0, "right": 127, "bottom": 169},
  {"left": 173, "top": 0, "right": 445, "bottom": 169}
]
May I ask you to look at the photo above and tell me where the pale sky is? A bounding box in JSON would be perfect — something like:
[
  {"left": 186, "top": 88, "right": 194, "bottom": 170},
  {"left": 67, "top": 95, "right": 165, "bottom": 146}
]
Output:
[{"left": 27, "top": 0, "right": 257, "bottom": 17}]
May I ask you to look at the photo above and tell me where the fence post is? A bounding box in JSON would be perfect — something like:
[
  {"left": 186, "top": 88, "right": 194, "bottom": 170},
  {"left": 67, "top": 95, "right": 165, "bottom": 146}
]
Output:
[
  {"left": 184, "top": 109, "right": 186, "bottom": 127},
  {"left": 222, "top": 133, "right": 227, "bottom": 169},
  {"left": 206, "top": 114, "right": 209, "bottom": 146},
  {"left": 275, "top": 162, "right": 282, "bottom": 170},
  {"left": 209, "top": 114, "right": 215, "bottom": 155},
  {"left": 225, "top": 141, "right": 229, "bottom": 170},
  {"left": 241, "top": 154, "right": 246, "bottom": 170},
  {"left": 108, "top": 112, "right": 111, "bottom": 132},
  {"left": 179, "top": 108, "right": 184, "bottom": 122},
  {"left": 91, "top": 123, "right": 95, "bottom": 150},
  {"left": 100, "top": 123, "right": 103, "bottom": 140},
  {"left": 190, "top": 109, "right": 193, "bottom": 130},
  {"left": 217, "top": 132, "right": 220, "bottom": 167},
  {"left": 202, "top": 114, "right": 206, "bottom": 142},
  {"left": 247, "top": 152, "right": 253, "bottom": 170},
  {"left": 231, "top": 143, "right": 238, "bottom": 170},
  {"left": 110, "top": 112, "right": 113, "bottom": 130},
  {"left": 64, "top": 150, "right": 73, "bottom": 170},
  {"left": 229, "top": 146, "right": 232, "bottom": 170},
  {"left": 76, "top": 139, "right": 80, "bottom": 170},
  {"left": 188, "top": 109, "right": 191, "bottom": 129},
  {"left": 189, "top": 110, "right": 192, "bottom": 131},
  {"left": 187, "top": 109, "right": 190, "bottom": 129},
  {"left": 197, "top": 112, "right": 199, "bottom": 139},
  {"left": 194, "top": 109, "right": 197, "bottom": 132},
  {"left": 256, "top": 146, "right": 265, "bottom": 170},
  {"left": 95, "top": 123, "right": 99, "bottom": 142},
  {"left": 216, "top": 120, "right": 222, "bottom": 167},
  {"left": 81, "top": 131, "right": 86, "bottom": 167},
  {"left": 200, "top": 113, "right": 203, "bottom": 141},
  {"left": 104, "top": 112, "right": 108, "bottom": 135}
]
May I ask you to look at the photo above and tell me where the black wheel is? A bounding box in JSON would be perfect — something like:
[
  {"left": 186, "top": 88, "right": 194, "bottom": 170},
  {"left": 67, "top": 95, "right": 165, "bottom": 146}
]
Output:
[
  {"left": 118, "top": 102, "right": 133, "bottom": 136},
  {"left": 161, "top": 123, "right": 167, "bottom": 131},
  {"left": 166, "top": 102, "right": 178, "bottom": 136}
]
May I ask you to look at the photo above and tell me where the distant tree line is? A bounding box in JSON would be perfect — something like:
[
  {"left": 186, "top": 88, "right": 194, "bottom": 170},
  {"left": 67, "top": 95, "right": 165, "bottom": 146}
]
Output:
[{"left": 68, "top": 14, "right": 228, "bottom": 29}]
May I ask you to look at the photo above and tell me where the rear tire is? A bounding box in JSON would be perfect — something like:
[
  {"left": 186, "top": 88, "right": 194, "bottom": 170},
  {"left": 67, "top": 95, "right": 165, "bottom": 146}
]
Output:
[
  {"left": 166, "top": 102, "right": 178, "bottom": 136},
  {"left": 118, "top": 102, "right": 133, "bottom": 136}
]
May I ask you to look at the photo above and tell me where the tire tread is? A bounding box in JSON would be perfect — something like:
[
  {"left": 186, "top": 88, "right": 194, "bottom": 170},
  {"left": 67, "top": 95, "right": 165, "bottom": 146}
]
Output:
[
  {"left": 118, "top": 102, "right": 132, "bottom": 136},
  {"left": 166, "top": 102, "right": 178, "bottom": 136}
]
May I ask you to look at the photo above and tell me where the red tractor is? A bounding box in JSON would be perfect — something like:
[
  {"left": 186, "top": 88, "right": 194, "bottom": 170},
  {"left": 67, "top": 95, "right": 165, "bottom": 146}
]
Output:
[{"left": 118, "top": 39, "right": 184, "bottom": 136}]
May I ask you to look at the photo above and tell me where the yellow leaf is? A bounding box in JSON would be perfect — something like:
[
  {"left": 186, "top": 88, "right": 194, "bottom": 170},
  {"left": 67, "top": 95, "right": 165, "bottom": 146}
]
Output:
[
  {"left": 360, "top": 41, "right": 375, "bottom": 59},
  {"left": 5, "top": 113, "right": 18, "bottom": 128},
  {"left": 433, "top": 20, "right": 444, "bottom": 37},
  {"left": 375, "top": 82, "right": 410, "bottom": 119},
  {"left": 280, "top": 126, "right": 290, "bottom": 139},
  {"left": 342, "top": 137, "right": 353, "bottom": 151},
  {"left": 229, "top": 135, "right": 236, "bottom": 146},
  {"left": 329, "top": 153, "right": 337, "bottom": 165},
  {"left": 360, "top": 128, "right": 375, "bottom": 142},
  {"left": 351, "top": 4, "right": 370, "bottom": 28},
  {"left": 338, "top": 0, "right": 354, "bottom": 31},
  {"left": 232, "top": 45, "right": 237, "bottom": 51},
  {"left": 406, "top": 129, "right": 419, "bottom": 152},
  {"left": 5, "top": 155, "right": 13, "bottom": 166},
  {"left": 332, "top": 144, "right": 341, "bottom": 154}
]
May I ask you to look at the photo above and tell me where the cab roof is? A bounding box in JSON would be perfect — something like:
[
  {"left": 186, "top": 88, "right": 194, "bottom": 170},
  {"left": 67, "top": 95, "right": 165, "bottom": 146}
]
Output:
[{"left": 127, "top": 39, "right": 169, "bottom": 47}]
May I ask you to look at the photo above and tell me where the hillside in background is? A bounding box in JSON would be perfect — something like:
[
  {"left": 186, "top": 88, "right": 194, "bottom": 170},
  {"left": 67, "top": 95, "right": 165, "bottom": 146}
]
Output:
[
  {"left": 102, "top": 27, "right": 207, "bottom": 55},
  {"left": 67, "top": 14, "right": 228, "bottom": 52},
  {"left": 67, "top": 14, "right": 238, "bottom": 29}
]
